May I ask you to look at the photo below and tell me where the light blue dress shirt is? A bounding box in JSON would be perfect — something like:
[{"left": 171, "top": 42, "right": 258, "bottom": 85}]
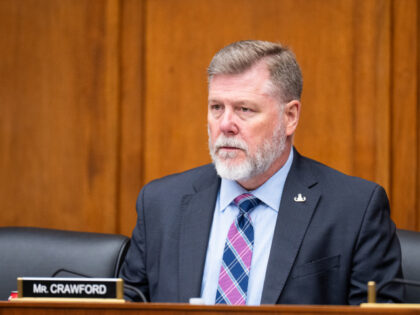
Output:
[{"left": 200, "top": 148, "right": 294, "bottom": 305}]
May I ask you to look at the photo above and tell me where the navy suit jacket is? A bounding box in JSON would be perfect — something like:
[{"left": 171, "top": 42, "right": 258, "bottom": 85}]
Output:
[{"left": 120, "top": 149, "right": 403, "bottom": 304}]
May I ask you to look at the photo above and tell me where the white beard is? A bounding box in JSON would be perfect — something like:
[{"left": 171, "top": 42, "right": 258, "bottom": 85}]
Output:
[{"left": 208, "top": 123, "right": 286, "bottom": 182}]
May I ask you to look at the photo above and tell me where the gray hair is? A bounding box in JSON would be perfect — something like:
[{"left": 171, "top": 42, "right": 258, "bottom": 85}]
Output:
[{"left": 207, "top": 40, "right": 303, "bottom": 102}]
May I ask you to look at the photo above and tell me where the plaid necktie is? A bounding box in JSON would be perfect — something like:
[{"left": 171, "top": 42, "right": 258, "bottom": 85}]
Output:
[{"left": 215, "top": 193, "right": 261, "bottom": 305}]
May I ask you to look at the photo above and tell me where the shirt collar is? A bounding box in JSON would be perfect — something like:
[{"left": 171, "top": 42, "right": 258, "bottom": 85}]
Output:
[{"left": 219, "top": 147, "right": 294, "bottom": 212}]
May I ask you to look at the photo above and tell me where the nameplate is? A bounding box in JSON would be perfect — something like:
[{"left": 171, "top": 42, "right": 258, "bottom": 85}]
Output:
[{"left": 17, "top": 277, "right": 124, "bottom": 300}]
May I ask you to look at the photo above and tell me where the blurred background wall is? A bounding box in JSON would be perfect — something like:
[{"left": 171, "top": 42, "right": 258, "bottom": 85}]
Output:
[{"left": 0, "top": 0, "right": 418, "bottom": 236}]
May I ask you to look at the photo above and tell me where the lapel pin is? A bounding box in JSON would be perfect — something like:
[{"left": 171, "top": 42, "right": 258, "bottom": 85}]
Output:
[{"left": 294, "top": 193, "right": 306, "bottom": 202}]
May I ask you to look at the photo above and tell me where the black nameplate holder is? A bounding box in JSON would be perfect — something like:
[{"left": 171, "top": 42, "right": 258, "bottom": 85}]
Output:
[{"left": 16, "top": 277, "right": 124, "bottom": 302}]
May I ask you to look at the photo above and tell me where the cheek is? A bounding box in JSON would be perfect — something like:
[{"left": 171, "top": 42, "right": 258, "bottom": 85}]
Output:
[
  {"left": 245, "top": 121, "right": 277, "bottom": 150},
  {"left": 207, "top": 121, "right": 219, "bottom": 141}
]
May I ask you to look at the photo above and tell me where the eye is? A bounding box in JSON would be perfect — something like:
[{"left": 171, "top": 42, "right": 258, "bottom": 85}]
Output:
[
  {"left": 238, "top": 106, "right": 255, "bottom": 114},
  {"left": 210, "top": 104, "right": 223, "bottom": 111}
]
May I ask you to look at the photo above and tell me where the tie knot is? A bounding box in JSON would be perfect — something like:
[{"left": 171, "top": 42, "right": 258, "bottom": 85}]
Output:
[{"left": 233, "top": 193, "right": 261, "bottom": 214}]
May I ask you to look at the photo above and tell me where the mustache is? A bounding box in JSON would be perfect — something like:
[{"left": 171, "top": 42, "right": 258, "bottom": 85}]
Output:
[{"left": 213, "top": 136, "right": 248, "bottom": 152}]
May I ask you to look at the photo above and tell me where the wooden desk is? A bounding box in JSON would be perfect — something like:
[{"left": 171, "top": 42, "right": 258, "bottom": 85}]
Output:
[{"left": 1, "top": 302, "right": 420, "bottom": 315}]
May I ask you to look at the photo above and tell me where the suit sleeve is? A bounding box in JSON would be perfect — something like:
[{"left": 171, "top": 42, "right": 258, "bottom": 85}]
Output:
[
  {"left": 348, "top": 185, "right": 403, "bottom": 304},
  {"left": 119, "top": 187, "right": 150, "bottom": 302}
]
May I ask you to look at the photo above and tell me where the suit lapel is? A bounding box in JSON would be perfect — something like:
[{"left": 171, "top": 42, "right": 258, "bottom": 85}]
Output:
[
  {"left": 261, "top": 151, "right": 321, "bottom": 304},
  {"left": 178, "top": 170, "right": 220, "bottom": 302}
]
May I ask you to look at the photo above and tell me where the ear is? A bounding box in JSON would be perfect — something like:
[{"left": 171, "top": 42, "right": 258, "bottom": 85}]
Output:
[{"left": 283, "top": 100, "right": 301, "bottom": 136}]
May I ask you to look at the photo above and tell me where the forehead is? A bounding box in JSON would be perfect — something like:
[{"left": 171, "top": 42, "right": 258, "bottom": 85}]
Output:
[{"left": 208, "top": 61, "right": 274, "bottom": 101}]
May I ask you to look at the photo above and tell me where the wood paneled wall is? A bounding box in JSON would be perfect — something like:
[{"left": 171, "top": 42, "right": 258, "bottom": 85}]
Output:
[
  {"left": 0, "top": 0, "right": 121, "bottom": 232},
  {"left": 0, "top": 0, "right": 418, "bottom": 235}
]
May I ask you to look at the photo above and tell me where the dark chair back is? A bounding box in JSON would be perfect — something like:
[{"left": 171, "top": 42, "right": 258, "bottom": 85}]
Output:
[
  {"left": 397, "top": 228, "right": 420, "bottom": 303},
  {"left": 0, "top": 227, "right": 130, "bottom": 300}
]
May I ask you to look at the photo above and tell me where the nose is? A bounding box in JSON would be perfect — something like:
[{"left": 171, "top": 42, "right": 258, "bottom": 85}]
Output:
[{"left": 219, "top": 108, "right": 239, "bottom": 135}]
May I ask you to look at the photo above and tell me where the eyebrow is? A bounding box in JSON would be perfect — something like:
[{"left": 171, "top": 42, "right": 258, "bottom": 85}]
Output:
[{"left": 208, "top": 99, "right": 258, "bottom": 107}]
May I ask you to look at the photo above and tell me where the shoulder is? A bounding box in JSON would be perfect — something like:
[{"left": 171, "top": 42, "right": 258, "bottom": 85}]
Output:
[
  {"left": 135, "top": 164, "right": 219, "bottom": 223},
  {"left": 139, "top": 164, "right": 218, "bottom": 200},
  {"left": 147, "top": 164, "right": 217, "bottom": 189},
  {"left": 294, "top": 150, "right": 383, "bottom": 197}
]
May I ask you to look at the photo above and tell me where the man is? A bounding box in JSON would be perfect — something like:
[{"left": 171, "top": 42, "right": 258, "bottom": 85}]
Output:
[{"left": 120, "top": 40, "right": 403, "bottom": 305}]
